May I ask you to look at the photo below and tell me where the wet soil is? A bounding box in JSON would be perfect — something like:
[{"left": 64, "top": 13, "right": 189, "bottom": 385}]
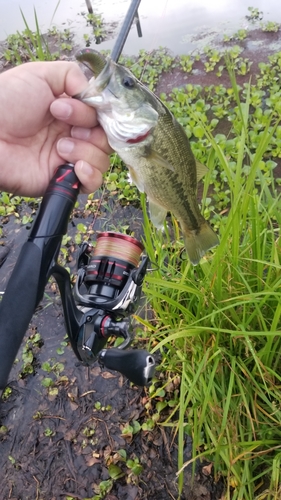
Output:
[
  {"left": 0, "top": 196, "right": 226, "bottom": 500},
  {"left": 0, "top": 26, "right": 281, "bottom": 500},
  {"left": 0, "top": 216, "right": 224, "bottom": 500},
  {"left": 0, "top": 320, "right": 223, "bottom": 500}
]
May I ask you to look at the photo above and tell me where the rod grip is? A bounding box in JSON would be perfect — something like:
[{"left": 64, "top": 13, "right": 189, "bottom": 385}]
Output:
[
  {"left": 0, "top": 164, "right": 79, "bottom": 390},
  {"left": 0, "top": 241, "right": 43, "bottom": 389}
]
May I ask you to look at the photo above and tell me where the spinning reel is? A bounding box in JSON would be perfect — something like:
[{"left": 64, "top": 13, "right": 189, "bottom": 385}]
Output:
[
  {"left": 0, "top": 164, "right": 155, "bottom": 391},
  {"left": 54, "top": 231, "right": 155, "bottom": 386}
]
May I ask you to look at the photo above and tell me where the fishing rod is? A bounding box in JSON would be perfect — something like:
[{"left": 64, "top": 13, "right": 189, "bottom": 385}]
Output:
[
  {"left": 111, "top": 0, "right": 142, "bottom": 62},
  {"left": 0, "top": 0, "right": 155, "bottom": 394}
]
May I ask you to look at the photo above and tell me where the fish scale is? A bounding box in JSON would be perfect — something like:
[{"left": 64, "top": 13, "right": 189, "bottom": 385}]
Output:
[{"left": 75, "top": 49, "right": 219, "bottom": 265}]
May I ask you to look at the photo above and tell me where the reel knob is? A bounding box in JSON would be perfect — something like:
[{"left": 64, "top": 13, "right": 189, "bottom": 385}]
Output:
[{"left": 99, "top": 348, "right": 155, "bottom": 386}]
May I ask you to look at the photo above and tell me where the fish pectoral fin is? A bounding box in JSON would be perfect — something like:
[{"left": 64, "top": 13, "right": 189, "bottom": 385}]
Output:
[
  {"left": 149, "top": 149, "right": 175, "bottom": 172},
  {"left": 148, "top": 199, "right": 167, "bottom": 229},
  {"left": 128, "top": 166, "right": 145, "bottom": 192},
  {"left": 196, "top": 161, "right": 208, "bottom": 181}
]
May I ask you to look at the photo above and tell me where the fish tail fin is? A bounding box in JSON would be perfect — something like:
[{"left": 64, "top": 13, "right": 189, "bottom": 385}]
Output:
[{"left": 182, "top": 222, "right": 219, "bottom": 265}]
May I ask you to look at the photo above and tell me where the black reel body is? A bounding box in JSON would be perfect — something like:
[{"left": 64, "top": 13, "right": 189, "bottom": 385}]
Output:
[
  {"left": 74, "top": 232, "right": 147, "bottom": 360},
  {"left": 54, "top": 231, "right": 155, "bottom": 386}
]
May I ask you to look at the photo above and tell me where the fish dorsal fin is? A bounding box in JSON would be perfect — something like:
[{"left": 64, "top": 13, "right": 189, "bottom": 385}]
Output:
[{"left": 196, "top": 161, "right": 208, "bottom": 181}]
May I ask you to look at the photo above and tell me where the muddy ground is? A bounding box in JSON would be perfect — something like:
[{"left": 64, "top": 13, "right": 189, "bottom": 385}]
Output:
[
  {"left": 0, "top": 207, "right": 224, "bottom": 500},
  {"left": 0, "top": 21, "right": 281, "bottom": 500}
]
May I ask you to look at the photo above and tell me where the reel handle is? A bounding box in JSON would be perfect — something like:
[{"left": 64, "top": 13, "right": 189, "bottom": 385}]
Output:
[{"left": 99, "top": 348, "right": 155, "bottom": 386}]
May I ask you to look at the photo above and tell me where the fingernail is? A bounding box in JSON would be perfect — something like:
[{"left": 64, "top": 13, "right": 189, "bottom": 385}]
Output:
[
  {"left": 78, "top": 160, "right": 94, "bottom": 176},
  {"left": 71, "top": 127, "right": 91, "bottom": 140},
  {"left": 57, "top": 138, "right": 75, "bottom": 154},
  {"left": 51, "top": 100, "right": 73, "bottom": 119}
]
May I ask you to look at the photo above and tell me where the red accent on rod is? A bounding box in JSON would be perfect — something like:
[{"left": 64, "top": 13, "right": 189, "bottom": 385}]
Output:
[
  {"left": 56, "top": 169, "right": 72, "bottom": 183},
  {"left": 52, "top": 186, "right": 77, "bottom": 198}
]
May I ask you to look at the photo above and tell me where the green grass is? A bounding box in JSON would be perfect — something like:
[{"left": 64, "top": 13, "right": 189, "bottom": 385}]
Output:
[
  {"left": 1, "top": 6, "right": 73, "bottom": 65},
  {"left": 137, "top": 67, "right": 281, "bottom": 499},
  {"left": 19, "top": 8, "right": 54, "bottom": 61}
]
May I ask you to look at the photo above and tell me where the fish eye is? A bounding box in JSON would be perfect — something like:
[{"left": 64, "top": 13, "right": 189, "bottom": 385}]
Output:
[{"left": 122, "top": 76, "right": 135, "bottom": 88}]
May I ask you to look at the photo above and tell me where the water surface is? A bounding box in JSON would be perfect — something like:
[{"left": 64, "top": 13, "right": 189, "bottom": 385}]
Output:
[{"left": 0, "top": 0, "right": 281, "bottom": 54}]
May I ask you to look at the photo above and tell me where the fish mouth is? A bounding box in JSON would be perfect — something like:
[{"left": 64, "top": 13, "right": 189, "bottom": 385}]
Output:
[
  {"left": 126, "top": 129, "right": 152, "bottom": 144},
  {"left": 74, "top": 58, "right": 113, "bottom": 102}
]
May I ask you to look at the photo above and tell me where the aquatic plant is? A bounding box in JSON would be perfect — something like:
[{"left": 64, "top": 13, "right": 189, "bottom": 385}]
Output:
[{"left": 1, "top": 8, "right": 73, "bottom": 65}]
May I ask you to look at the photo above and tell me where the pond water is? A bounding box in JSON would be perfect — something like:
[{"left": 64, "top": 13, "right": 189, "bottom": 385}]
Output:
[{"left": 0, "top": 0, "right": 281, "bottom": 55}]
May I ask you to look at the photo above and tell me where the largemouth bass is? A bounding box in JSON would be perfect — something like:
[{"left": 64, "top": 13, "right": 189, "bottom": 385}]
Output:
[{"left": 75, "top": 49, "right": 219, "bottom": 265}]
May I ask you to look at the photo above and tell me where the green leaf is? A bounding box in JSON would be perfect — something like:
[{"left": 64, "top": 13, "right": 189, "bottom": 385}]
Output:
[
  {"left": 41, "top": 377, "right": 53, "bottom": 387},
  {"left": 117, "top": 449, "right": 127, "bottom": 460},
  {"left": 156, "top": 401, "right": 168, "bottom": 413},
  {"left": 41, "top": 362, "right": 52, "bottom": 372},
  {"left": 77, "top": 223, "right": 87, "bottom": 233},
  {"left": 1, "top": 193, "right": 10, "bottom": 204},
  {"left": 54, "top": 362, "right": 64, "bottom": 374},
  {"left": 126, "top": 459, "right": 143, "bottom": 475},
  {"left": 193, "top": 125, "right": 205, "bottom": 138},
  {"left": 32, "top": 333, "right": 41, "bottom": 344},
  {"left": 108, "top": 464, "right": 124, "bottom": 479},
  {"left": 22, "top": 215, "right": 31, "bottom": 225},
  {"left": 74, "top": 233, "right": 82, "bottom": 245},
  {"left": 131, "top": 420, "right": 141, "bottom": 434},
  {"left": 48, "top": 387, "right": 58, "bottom": 397},
  {"left": 22, "top": 350, "right": 33, "bottom": 364},
  {"left": 131, "top": 463, "right": 143, "bottom": 475},
  {"left": 99, "top": 479, "right": 113, "bottom": 494},
  {"left": 122, "top": 424, "right": 133, "bottom": 435},
  {"left": 141, "top": 419, "right": 154, "bottom": 431}
]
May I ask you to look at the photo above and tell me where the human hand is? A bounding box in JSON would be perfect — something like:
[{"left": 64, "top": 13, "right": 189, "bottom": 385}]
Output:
[{"left": 0, "top": 61, "right": 112, "bottom": 196}]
